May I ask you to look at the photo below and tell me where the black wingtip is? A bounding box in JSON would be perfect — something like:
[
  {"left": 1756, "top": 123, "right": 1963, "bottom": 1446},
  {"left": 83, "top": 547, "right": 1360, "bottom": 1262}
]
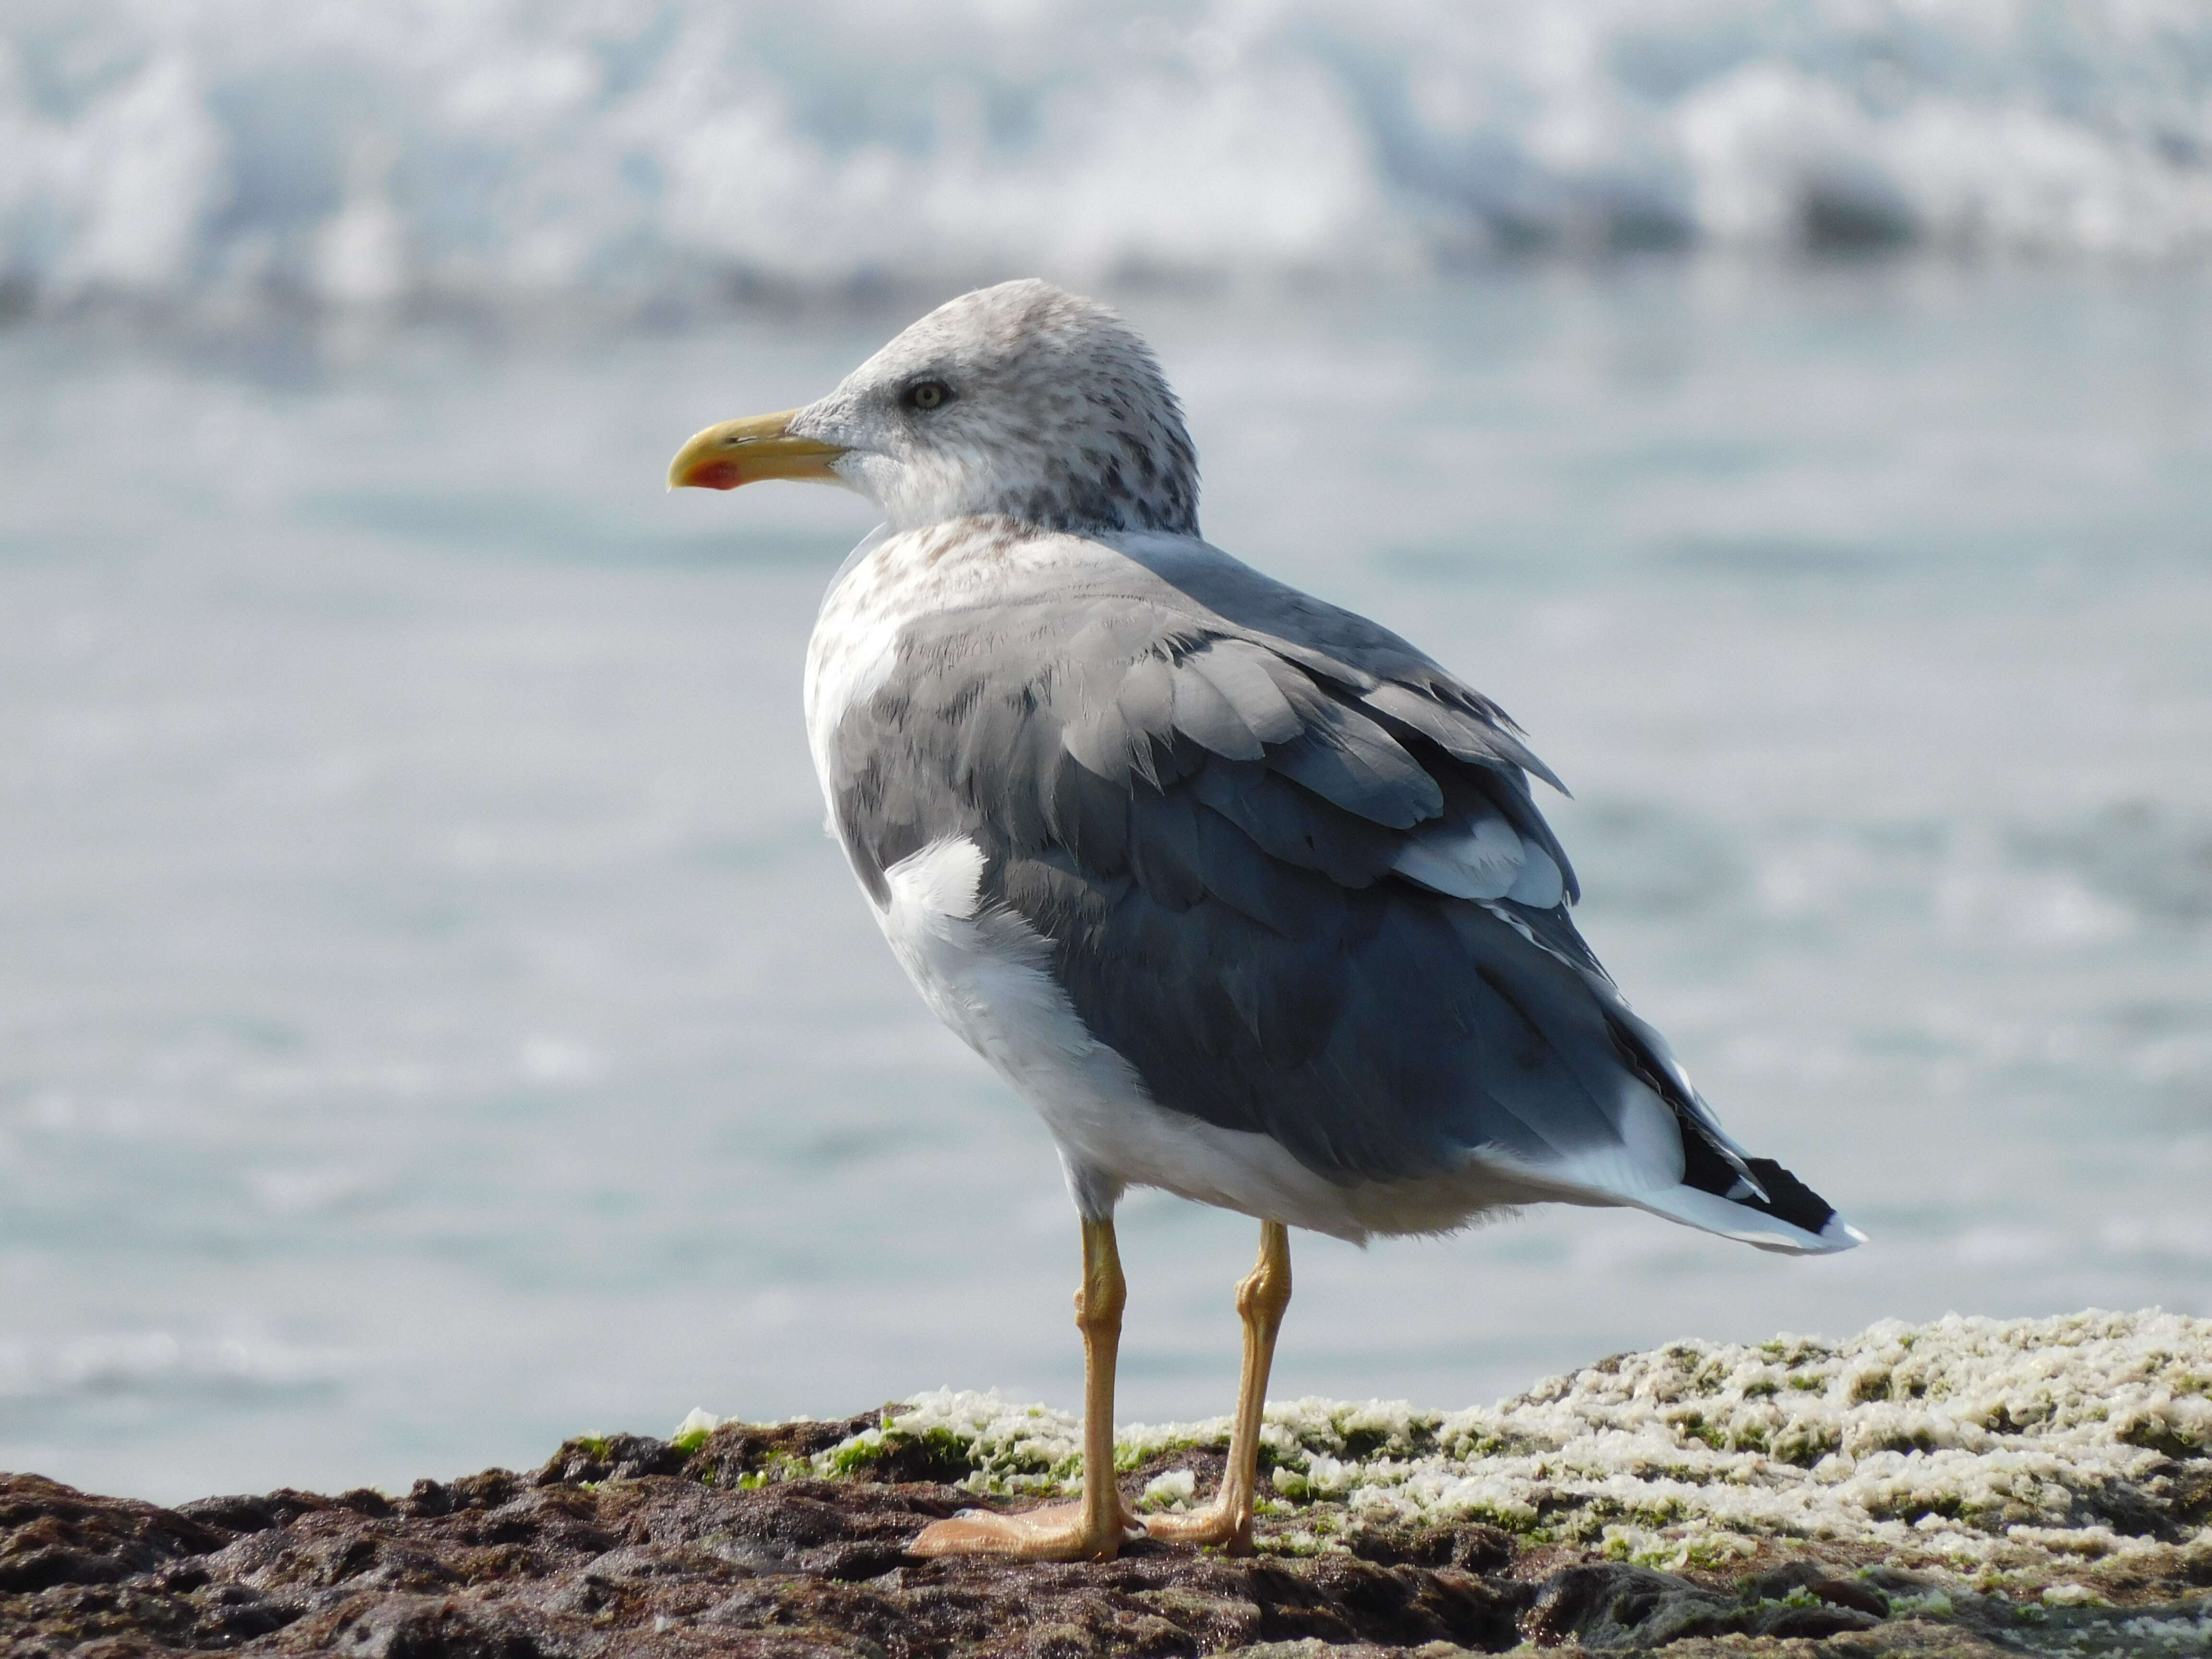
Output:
[{"left": 1678, "top": 1123, "right": 1839, "bottom": 1236}]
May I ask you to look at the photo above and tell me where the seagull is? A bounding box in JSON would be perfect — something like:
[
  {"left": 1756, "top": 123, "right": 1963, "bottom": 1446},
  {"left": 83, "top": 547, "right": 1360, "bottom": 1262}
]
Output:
[{"left": 668, "top": 278, "right": 1860, "bottom": 1563}]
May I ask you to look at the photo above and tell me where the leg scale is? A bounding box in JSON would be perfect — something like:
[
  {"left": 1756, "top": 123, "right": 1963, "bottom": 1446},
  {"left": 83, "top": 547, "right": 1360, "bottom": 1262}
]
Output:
[{"left": 1143, "top": 1220, "right": 1292, "bottom": 1555}]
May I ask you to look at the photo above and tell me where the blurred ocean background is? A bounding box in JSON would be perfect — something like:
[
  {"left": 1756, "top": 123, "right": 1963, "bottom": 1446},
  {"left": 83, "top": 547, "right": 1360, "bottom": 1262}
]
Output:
[{"left": 2, "top": 0, "right": 2210, "bottom": 1504}]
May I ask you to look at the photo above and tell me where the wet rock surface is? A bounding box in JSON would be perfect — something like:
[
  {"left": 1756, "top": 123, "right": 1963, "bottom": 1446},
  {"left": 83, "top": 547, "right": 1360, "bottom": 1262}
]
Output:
[{"left": 5, "top": 1418, "right": 2208, "bottom": 1658}]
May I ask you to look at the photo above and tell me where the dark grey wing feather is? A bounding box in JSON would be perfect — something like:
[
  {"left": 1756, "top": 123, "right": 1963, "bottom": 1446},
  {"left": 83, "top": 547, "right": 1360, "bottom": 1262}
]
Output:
[
  {"left": 1359, "top": 680, "right": 1567, "bottom": 796},
  {"left": 1266, "top": 677, "right": 1444, "bottom": 829},
  {"left": 823, "top": 551, "right": 1829, "bottom": 1233},
  {"left": 1187, "top": 761, "right": 1400, "bottom": 887}
]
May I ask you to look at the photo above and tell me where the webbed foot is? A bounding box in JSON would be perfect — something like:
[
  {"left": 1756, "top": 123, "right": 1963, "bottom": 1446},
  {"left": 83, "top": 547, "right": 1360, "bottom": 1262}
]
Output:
[
  {"left": 1142, "top": 1499, "right": 1254, "bottom": 1555},
  {"left": 909, "top": 1498, "right": 1141, "bottom": 1562}
]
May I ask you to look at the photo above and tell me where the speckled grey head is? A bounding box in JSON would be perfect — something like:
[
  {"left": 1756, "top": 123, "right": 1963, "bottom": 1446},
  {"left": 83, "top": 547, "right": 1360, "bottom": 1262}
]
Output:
[{"left": 791, "top": 279, "right": 1200, "bottom": 538}]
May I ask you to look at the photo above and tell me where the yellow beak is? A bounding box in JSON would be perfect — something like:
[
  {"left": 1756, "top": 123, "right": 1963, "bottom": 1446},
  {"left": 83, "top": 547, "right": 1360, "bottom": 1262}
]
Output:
[{"left": 666, "top": 409, "right": 848, "bottom": 491}]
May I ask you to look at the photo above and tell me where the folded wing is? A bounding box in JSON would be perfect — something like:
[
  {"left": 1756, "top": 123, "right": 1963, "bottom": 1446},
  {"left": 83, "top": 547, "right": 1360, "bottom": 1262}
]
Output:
[{"left": 824, "top": 536, "right": 1850, "bottom": 1253}]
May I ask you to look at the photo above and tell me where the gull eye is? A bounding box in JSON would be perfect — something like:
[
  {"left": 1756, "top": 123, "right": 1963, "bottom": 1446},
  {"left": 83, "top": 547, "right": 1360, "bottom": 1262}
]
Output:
[{"left": 904, "top": 380, "right": 951, "bottom": 412}]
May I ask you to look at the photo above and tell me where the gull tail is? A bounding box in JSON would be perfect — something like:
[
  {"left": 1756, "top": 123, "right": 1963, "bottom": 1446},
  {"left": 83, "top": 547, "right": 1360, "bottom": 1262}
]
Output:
[{"left": 1632, "top": 1131, "right": 1865, "bottom": 1256}]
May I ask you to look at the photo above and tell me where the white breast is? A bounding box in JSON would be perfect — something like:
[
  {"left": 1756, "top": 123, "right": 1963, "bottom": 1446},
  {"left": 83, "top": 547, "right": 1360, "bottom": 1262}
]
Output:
[{"left": 803, "top": 527, "right": 907, "bottom": 788}]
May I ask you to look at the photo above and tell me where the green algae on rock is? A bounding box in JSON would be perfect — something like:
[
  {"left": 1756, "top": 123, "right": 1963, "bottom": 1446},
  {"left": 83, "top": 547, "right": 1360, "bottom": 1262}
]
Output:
[{"left": 781, "top": 1308, "right": 2212, "bottom": 1584}]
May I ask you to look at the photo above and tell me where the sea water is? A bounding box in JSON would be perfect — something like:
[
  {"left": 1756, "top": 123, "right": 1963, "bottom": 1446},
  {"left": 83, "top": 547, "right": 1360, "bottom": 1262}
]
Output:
[{"left": 1, "top": 258, "right": 2209, "bottom": 1503}]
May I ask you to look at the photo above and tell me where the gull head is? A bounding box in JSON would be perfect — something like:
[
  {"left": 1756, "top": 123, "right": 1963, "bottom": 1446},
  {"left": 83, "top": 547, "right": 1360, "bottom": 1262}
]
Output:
[{"left": 668, "top": 279, "right": 1200, "bottom": 538}]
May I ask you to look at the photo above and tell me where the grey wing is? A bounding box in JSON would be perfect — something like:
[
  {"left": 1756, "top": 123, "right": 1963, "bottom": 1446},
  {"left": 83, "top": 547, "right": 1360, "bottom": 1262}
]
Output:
[{"left": 825, "top": 573, "right": 1843, "bottom": 1245}]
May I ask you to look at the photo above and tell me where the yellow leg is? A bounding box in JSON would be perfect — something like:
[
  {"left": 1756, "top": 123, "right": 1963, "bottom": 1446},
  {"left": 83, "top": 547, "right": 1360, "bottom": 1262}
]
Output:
[
  {"left": 908, "top": 1217, "right": 1139, "bottom": 1561},
  {"left": 1144, "top": 1219, "right": 1291, "bottom": 1555}
]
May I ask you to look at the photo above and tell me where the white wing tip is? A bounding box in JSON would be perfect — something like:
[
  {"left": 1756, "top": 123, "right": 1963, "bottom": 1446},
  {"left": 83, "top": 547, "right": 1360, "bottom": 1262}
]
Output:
[
  {"left": 1737, "top": 1208, "right": 1866, "bottom": 1256},
  {"left": 1622, "top": 1182, "right": 1866, "bottom": 1256}
]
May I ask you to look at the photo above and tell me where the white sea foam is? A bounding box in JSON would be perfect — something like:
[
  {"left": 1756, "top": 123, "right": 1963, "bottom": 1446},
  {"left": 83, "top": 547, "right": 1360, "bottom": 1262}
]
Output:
[
  {"left": 840, "top": 1310, "right": 2212, "bottom": 1575},
  {"left": 3, "top": 0, "right": 2210, "bottom": 315},
  {"left": 0, "top": 1322, "right": 349, "bottom": 1400}
]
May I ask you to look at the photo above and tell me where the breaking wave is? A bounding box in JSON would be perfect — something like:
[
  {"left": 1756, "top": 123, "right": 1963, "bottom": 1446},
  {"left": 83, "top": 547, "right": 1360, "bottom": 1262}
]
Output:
[{"left": 3, "top": 0, "right": 2210, "bottom": 315}]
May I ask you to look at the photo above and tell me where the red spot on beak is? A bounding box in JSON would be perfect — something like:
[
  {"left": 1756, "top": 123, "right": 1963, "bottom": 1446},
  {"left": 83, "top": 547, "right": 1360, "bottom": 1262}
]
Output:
[{"left": 689, "top": 459, "right": 746, "bottom": 490}]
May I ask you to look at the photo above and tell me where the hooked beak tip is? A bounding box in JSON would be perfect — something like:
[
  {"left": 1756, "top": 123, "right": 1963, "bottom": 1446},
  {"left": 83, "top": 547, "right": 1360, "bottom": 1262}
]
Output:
[{"left": 667, "top": 408, "right": 844, "bottom": 492}]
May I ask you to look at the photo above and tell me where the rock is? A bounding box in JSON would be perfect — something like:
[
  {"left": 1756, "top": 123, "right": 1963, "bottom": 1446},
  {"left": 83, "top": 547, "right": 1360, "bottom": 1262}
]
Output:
[
  {"left": 0, "top": 1474, "right": 229, "bottom": 1595},
  {"left": 1520, "top": 1561, "right": 1884, "bottom": 1647},
  {"left": 1739, "top": 1561, "right": 1891, "bottom": 1619},
  {"left": 6, "top": 1309, "right": 2209, "bottom": 1654},
  {"left": 1341, "top": 1523, "right": 1515, "bottom": 1575},
  {"left": 4, "top": 1419, "right": 2206, "bottom": 1658}
]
